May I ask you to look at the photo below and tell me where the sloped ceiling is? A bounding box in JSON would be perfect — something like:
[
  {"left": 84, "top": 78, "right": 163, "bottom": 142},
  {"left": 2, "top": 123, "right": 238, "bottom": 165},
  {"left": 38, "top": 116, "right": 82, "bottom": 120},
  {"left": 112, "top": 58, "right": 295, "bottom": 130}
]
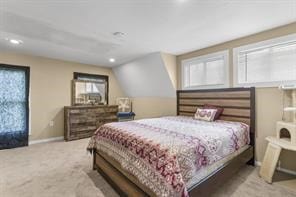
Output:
[
  {"left": 113, "top": 52, "right": 176, "bottom": 98},
  {"left": 0, "top": 0, "right": 295, "bottom": 66}
]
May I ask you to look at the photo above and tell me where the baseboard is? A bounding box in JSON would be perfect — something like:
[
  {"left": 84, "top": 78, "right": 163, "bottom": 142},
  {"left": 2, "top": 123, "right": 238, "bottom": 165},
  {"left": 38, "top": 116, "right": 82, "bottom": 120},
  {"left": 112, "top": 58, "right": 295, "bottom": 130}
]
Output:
[
  {"left": 29, "top": 136, "right": 64, "bottom": 145},
  {"left": 256, "top": 161, "right": 296, "bottom": 176}
]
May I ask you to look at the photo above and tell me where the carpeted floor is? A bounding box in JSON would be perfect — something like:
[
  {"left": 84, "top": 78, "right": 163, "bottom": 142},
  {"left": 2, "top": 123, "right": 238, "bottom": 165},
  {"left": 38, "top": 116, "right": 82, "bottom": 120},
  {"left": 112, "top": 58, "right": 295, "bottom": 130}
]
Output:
[{"left": 1, "top": 138, "right": 295, "bottom": 197}]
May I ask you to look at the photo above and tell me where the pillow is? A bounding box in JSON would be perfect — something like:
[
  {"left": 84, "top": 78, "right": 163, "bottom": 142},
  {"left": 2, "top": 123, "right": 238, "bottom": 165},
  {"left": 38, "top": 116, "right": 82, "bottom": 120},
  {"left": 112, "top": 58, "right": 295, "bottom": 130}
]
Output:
[
  {"left": 203, "top": 104, "right": 224, "bottom": 120},
  {"left": 194, "top": 108, "right": 217, "bottom": 122}
]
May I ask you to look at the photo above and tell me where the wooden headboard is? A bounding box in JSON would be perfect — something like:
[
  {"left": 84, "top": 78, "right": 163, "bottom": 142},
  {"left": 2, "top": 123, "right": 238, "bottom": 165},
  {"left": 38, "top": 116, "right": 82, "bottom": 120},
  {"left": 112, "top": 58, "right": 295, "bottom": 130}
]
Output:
[{"left": 177, "top": 87, "right": 255, "bottom": 146}]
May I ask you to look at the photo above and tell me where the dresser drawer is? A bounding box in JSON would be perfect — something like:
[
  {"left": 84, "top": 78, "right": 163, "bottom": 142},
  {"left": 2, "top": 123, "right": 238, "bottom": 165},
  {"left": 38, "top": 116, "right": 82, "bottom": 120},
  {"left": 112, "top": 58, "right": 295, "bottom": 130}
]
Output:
[
  {"left": 92, "top": 108, "right": 106, "bottom": 113},
  {"left": 70, "top": 117, "right": 96, "bottom": 124},
  {"left": 71, "top": 126, "right": 97, "bottom": 132},
  {"left": 104, "top": 107, "right": 118, "bottom": 113},
  {"left": 64, "top": 105, "right": 118, "bottom": 141}
]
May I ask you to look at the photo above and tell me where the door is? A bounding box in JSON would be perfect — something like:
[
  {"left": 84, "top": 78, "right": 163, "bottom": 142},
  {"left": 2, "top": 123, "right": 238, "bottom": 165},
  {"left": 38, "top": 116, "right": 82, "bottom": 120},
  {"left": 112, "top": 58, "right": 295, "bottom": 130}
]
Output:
[{"left": 0, "top": 64, "right": 30, "bottom": 149}]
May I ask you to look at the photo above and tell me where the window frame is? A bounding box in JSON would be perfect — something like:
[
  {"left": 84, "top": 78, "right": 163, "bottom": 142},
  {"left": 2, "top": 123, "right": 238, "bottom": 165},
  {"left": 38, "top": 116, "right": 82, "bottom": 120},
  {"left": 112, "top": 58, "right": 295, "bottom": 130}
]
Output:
[
  {"left": 73, "top": 72, "right": 109, "bottom": 82},
  {"left": 181, "top": 50, "right": 229, "bottom": 90},
  {"left": 0, "top": 63, "right": 30, "bottom": 142},
  {"left": 233, "top": 33, "right": 296, "bottom": 88}
]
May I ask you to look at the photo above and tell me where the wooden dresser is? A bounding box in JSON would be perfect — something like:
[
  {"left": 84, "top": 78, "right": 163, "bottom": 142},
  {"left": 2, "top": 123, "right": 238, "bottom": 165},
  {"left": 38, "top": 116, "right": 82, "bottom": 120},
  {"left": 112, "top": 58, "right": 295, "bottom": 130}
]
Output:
[{"left": 64, "top": 105, "right": 118, "bottom": 141}]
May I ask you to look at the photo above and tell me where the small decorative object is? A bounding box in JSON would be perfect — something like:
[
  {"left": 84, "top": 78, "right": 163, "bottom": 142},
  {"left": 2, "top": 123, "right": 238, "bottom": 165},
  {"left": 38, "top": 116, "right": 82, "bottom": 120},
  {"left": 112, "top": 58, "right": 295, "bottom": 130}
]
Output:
[
  {"left": 118, "top": 98, "right": 131, "bottom": 112},
  {"left": 259, "top": 85, "right": 296, "bottom": 189},
  {"left": 116, "top": 98, "right": 135, "bottom": 121}
]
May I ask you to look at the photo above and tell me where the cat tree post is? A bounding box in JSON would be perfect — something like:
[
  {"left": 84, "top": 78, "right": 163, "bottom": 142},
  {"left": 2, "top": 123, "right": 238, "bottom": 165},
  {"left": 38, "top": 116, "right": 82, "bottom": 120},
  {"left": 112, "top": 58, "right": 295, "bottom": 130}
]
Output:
[{"left": 292, "top": 90, "right": 296, "bottom": 123}]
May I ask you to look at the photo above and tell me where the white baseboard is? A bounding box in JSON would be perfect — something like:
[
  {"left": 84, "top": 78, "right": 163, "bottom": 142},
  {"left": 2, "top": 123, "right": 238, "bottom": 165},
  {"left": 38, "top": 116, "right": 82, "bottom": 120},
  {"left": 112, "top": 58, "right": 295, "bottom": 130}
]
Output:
[
  {"left": 256, "top": 161, "right": 296, "bottom": 176},
  {"left": 29, "top": 136, "right": 64, "bottom": 145}
]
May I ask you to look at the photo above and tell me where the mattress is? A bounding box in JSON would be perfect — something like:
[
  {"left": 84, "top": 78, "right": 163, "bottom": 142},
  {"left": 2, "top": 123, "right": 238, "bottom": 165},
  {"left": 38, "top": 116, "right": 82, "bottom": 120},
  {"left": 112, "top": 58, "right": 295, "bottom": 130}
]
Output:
[
  {"left": 88, "top": 116, "right": 250, "bottom": 197},
  {"left": 186, "top": 144, "right": 249, "bottom": 189}
]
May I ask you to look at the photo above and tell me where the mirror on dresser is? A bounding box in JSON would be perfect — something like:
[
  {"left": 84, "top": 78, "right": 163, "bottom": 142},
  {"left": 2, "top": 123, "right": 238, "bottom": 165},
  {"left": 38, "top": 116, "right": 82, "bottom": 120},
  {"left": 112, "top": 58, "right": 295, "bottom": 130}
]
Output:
[
  {"left": 72, "top": 80, "right": 107, "bottom": 105},
  {"left": 72, "top": 72, "right": 109, "bottom": 106}
]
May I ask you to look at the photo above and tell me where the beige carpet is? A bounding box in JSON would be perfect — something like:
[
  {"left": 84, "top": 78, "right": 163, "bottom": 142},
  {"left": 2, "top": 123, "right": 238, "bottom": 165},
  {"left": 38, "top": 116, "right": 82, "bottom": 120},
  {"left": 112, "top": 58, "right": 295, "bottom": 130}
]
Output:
[{"left": 1, "top": 138, "right": 295, "bottom": 197}]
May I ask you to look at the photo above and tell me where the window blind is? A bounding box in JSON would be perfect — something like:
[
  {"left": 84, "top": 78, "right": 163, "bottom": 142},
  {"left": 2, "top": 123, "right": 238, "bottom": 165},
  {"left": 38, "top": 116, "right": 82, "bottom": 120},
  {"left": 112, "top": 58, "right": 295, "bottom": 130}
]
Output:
[
  {"left": 183, "top": 56, "right": 225, "bottom": 88},
  {"left": 237, "top": 40, "right": 296, "bottom": 84}
]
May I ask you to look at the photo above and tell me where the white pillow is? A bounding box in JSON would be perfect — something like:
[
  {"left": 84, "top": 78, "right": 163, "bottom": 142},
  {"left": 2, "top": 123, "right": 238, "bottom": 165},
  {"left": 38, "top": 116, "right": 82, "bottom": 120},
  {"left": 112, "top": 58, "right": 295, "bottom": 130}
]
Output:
[{"left": 194, "top": 108, "right": 218, "bottom": 122}]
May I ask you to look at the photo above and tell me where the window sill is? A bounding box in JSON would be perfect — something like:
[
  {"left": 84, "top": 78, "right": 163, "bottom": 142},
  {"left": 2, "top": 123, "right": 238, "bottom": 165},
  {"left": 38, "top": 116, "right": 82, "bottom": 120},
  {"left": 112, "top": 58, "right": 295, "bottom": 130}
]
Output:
[{"left": 234, "top": 81, "right": 296, "bottom": 89}]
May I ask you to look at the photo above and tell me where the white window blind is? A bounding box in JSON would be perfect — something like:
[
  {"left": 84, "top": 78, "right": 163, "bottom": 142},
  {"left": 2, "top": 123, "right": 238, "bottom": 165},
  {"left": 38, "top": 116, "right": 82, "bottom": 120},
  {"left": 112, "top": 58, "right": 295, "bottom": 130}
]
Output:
[
  {"left": 234, "top": 34, "right": 296, "bottom": 87},
  {"left": 182, "top": 50, "right": 229, "bottom": 89}
]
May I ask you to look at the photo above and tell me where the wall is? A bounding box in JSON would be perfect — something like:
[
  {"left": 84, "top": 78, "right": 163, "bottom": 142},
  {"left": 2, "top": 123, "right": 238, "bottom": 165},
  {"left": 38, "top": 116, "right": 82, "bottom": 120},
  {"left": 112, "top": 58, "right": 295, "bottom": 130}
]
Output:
[
  {"left": 113, "top": 52, "right": 177, "bottom": 119},
  {"left": 161, "top": 52, "right": 177, "bottom": 89},
  {"left": 131, "top": 97, "right": 176, "bottom": 120},
  {"left": 177, "top": 22, "right": 296, "bottom": 171},
  {"left": 0, "top": 53, "right": 124, "bottom": 141},
  {"left": 113, "top": 52, "right": 175, "bottom": 98}
]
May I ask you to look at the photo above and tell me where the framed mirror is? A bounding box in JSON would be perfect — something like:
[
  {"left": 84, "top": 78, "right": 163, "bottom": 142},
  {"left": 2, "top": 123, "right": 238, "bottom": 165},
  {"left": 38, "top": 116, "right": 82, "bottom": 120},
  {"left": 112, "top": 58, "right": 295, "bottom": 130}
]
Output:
[
  {"left": 72, "top": 79, "right": 108, "bottom": 105},
  {"left": 72, "top": 72, "right": 109, "bottom": 105}
]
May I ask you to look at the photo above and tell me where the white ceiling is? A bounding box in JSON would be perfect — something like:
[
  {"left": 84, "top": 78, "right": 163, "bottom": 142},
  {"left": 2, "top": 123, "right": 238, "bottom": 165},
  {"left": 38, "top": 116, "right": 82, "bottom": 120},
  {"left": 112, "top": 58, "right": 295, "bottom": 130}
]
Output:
[{"left": 0, "top": 0, "right": 295, "bottom": 67}]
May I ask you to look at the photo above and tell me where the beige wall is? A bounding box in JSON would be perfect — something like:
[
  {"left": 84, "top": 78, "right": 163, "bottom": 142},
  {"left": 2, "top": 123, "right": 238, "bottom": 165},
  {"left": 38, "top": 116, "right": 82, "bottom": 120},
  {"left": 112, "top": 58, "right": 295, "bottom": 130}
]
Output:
[
  {"left": 131, "top": 53, "right": 177, "bottom": 120},
  {"left": 0, "top": 53, "right": 124, "bottom": 141},
  {"left": 132, "top": 97, "right": 176, "bottom": 120},
  {"left": 127, "top": 53, "right": 177, "bottom": 120},
  {"left": 161, "top": 52, "right": 177, "bottom": 89},
  {"left": 114, "top": 52, "right": 178, "bottom": 120},
  {"left": 177, "top": 22, "right": 296, "bottom": 171}
]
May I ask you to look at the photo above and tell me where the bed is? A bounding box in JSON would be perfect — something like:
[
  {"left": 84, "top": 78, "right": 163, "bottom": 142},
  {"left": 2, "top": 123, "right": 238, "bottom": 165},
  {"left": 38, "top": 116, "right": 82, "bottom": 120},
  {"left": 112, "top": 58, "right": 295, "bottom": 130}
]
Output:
[{"left": 88, "top": 87, "right": 255, "bottom": 197}]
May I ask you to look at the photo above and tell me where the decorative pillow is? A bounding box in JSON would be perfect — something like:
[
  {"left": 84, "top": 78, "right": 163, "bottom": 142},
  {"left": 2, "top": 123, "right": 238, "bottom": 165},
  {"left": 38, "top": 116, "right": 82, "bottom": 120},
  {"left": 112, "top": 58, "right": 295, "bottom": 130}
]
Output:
[
  {"left": 203, "top": 104, "right": 224, "bottom": 120},
  {"left": 194, "top": 108, "right": 217, "bottom": 122}
]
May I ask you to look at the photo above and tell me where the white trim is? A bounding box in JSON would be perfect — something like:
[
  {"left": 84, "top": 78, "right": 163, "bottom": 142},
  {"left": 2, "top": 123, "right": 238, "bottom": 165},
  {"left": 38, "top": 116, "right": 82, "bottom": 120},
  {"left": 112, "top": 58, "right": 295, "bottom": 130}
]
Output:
[
  {"left": 29, "top": 136, "right": 64, "bottom": 145},
  {"left": 181, "top": 50, "right": 230, "bottom": 90},
  {"left": 255, "top": 161, "right": 296, "bottom": 176},
  {"left": 233, "top": 33, "right": 296, "bottom": 88}
]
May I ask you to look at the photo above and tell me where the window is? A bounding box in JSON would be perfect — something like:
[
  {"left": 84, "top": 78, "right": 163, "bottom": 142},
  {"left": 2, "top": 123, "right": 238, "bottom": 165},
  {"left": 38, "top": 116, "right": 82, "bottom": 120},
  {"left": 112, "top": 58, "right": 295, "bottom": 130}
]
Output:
[
  {"left": 0, "top": 64, "right": 30, "bottom": 149},
  {"left": 233, "top": 34, "right": 296, "bottom": 87},
  {"left": 181, "top": 50, "right": 229, "bottom": 89}
]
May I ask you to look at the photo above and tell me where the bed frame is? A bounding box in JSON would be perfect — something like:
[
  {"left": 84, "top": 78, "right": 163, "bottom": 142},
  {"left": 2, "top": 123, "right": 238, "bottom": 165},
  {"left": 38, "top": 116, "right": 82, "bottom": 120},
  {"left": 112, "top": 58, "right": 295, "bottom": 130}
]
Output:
[{"left": 93, "top": 87, "right": 256, "bottom": 197}]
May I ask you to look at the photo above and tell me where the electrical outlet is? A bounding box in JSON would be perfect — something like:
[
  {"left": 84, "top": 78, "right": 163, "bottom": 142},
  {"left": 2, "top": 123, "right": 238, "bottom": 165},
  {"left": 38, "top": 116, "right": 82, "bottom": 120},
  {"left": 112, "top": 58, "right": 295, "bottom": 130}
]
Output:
[{"left": 49, "top": 120, "right": 54, "bottom": 127}]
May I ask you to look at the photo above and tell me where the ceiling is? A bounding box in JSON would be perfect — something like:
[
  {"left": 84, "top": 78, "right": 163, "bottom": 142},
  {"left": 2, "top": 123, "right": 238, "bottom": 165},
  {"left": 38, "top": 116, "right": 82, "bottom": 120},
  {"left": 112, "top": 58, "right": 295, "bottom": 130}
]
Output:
[{"left": 0, "top": 0, "right": 295, "bottom": 67}]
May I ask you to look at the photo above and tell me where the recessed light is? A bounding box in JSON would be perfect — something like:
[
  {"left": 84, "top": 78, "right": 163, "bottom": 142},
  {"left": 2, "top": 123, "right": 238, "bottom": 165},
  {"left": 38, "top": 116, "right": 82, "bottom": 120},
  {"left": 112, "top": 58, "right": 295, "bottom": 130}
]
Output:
[
  {"left": 109, "top": 58, "right": 115, "bottom": 63},
  {"left": 5, "top": 38, "right": 23, "bottom": 45}
]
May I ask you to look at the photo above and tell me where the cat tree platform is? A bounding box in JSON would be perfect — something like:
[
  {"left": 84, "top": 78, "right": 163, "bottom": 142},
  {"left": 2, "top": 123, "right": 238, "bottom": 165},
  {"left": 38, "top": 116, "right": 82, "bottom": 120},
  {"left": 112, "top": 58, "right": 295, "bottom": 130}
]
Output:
[{"left": 259, "top": 122, "right": 296, "bottom": 189}]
